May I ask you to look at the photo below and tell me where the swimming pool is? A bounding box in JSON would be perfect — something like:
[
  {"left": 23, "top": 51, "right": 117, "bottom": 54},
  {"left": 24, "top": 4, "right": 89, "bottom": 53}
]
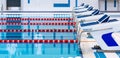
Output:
[{"left": 0, "top": 14, "right": 82, "bottom": 58}]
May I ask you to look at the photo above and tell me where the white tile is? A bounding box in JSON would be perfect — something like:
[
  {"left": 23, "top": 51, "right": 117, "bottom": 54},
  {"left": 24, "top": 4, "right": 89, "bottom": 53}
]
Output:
[{"left": 104, "top": 53, "right": 119, "bottom": 58}]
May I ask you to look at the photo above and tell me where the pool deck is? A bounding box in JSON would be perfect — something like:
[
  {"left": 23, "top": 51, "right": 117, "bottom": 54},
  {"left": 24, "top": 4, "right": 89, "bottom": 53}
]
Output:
[
  {"left": 80, "top": 38, "right": 120, "bottom": 58},
  {"left": 80, "top": 38, "right": 97, "bottom": 58}
]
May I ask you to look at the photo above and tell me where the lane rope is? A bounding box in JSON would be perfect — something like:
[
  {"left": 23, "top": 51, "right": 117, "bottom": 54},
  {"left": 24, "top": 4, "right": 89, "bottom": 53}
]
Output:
[
  {"left": 0, "top": 29, "right": 76, "bottom": 32},
  {"left": 0, "top": 22, "right": 76, "bottom": 26},
  {"left": 0, "top": 18, "right": 73, "bottom": 21},
  {"left": 0, "top": 39, "right": 78, "bottom": 43}
]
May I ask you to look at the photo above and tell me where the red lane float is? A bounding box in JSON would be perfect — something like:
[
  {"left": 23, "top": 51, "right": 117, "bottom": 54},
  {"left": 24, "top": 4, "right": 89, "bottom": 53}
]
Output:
[
  {"left": 0, "top": 40, "right": 78, "bottom": 43},
  {"left": 0, "top": 18, "right": 73, "bottom": 21},
  {"left": 0, "top": 22, "right": 76, "bottom": 26},
  {"left": 0, "top": 29, "right": 76, "bottom": 32}
]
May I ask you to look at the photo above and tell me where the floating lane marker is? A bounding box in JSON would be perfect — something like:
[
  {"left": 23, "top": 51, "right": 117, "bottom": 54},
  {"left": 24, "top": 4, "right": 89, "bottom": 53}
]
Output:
[
  {"left": 0, "top": 18, "right": 73, "bottom": 21},
  {"left": 0, "top": 22, "right": 76, "bottom": 26},
  {"left": 0, "top": 29, "right": 76, "bottom": 32},
  {"left": 0, "top": 39, "right": 78, "bottom": 43}
]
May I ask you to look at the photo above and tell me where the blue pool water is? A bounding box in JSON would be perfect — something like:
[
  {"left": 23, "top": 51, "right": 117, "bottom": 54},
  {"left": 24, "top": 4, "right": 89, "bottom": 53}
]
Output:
[
  {"left": 116, "top": 52, "right": 120, "bottom": 57},
  {"left": 0, "top": 43, "right": 81, "bottom": 58},
  {"left": 94, "top": 52, "right": 106, "bottom": 58},
  {"left": 0, "top": 14, "right": 82, "bottom": 58}
]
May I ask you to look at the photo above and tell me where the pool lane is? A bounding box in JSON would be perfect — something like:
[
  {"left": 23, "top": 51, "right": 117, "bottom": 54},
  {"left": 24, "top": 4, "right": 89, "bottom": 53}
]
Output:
[
  {"left": 6, "top": 15, "right": 22, "bottom": 40},
  {"left": 0, "top": 43, "right": 81, "bottom": 58}
]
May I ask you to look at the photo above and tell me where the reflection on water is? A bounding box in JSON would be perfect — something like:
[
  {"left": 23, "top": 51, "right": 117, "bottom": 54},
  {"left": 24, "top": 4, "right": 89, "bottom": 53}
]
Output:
[
  {"left": 34, "top": 34, "right": 43, "bottom": 55},
  {"left": 6, "top": 44, "right": 17, "bottom": 58}
]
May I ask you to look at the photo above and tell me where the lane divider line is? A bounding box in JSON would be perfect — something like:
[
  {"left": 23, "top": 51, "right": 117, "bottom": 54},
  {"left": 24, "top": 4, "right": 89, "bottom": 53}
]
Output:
[
  {"left": 0, "top": 39, "right": 78, "bottom": 43},
  {"left": 0, "top": 22, "right": 76, "bottom": 26},
  {"left": 0, "top": 18, "right": 73, "bottom": 21},
  {"left": 0, "top": 29, "right": 76, "bottom": 32}
]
